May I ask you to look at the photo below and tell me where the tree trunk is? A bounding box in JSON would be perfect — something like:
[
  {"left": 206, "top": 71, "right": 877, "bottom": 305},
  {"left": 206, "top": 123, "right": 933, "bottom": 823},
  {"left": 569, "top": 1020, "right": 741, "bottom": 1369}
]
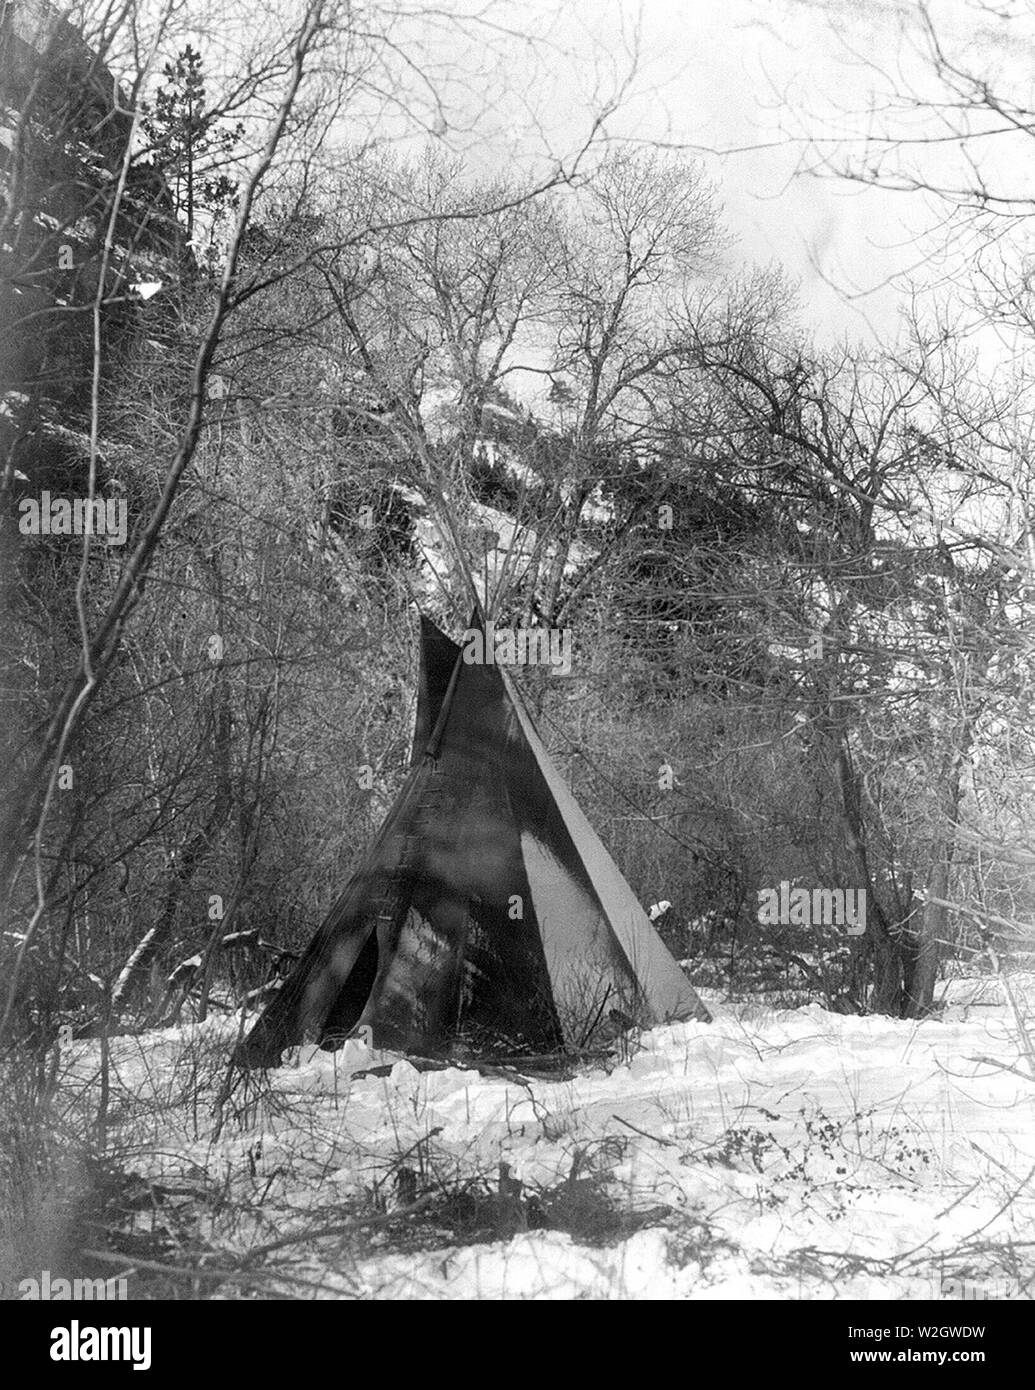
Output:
[{"left": 902, "top": 860, "right": 947, "bottom": 1017}]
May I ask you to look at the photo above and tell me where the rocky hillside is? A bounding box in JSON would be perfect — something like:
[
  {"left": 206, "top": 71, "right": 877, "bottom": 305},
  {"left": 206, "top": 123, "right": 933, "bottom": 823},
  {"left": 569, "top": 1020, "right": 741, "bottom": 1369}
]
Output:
[{"left": 0, "top": 0, "right": 183, "bottom": 501}]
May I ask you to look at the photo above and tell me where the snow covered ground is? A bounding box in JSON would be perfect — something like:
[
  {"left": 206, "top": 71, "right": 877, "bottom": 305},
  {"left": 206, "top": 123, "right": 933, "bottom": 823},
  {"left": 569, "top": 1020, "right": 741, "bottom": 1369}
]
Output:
[{"left": 66, "top": 974, "right": 1035, "bottom": 1299}]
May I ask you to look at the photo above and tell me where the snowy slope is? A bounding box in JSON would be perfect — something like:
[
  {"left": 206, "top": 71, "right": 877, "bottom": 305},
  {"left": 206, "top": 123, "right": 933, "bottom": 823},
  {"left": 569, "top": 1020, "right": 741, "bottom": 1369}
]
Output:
[{"left": 66, "top": 975, "right": 1035, "bottom": 1300}]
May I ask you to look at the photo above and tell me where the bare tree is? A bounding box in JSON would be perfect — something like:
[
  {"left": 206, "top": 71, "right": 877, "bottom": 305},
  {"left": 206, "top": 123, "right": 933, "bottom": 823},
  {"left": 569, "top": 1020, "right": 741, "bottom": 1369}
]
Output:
[{"left": 0, "top": 0, "right": 643, "bottom": 1045}]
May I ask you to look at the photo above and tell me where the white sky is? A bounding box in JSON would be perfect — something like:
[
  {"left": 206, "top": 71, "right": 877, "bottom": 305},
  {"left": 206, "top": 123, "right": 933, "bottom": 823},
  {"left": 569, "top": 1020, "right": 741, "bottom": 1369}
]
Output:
[
  {"left": 140, "top": 0, "right": 1033, "bottom": 359},
  {"left": 620, "top": 0, "right": 924, "bottom": 342},
  {"left": 421, "top": 0, "right": 1035, "bottom": 354}
]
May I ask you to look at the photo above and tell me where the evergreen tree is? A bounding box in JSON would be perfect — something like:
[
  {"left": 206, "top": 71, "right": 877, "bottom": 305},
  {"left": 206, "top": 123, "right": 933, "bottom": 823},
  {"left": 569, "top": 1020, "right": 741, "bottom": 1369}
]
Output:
[{"left": 141, "top": 45, "right": 243, "bottom": 246}]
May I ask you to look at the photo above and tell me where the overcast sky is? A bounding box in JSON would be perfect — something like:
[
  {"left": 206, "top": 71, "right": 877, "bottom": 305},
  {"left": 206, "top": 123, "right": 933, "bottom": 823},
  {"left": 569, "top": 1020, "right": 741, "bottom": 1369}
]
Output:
[
  {"left": 165, "top": 0, "right": 1031, "bottom": 360},
  {"left": 436, "top": 0, "right": 1032, "bottom": 355},
  {"left": 624, "top": 0, "right": 923, "bottom": 341}
]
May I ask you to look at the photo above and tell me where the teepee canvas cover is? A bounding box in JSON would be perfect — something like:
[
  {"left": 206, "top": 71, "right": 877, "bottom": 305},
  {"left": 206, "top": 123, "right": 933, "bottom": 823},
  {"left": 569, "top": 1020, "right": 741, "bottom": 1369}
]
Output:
[{"left": 237, "top": 616, "right": 709, "bottom": 1066}]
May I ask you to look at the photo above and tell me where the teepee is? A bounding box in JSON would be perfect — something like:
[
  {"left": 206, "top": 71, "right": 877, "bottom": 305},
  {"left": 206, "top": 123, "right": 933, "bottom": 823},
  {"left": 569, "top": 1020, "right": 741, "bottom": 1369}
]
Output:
[{"left": 236, "top": 614, "right": 709, "bottom": 1066}]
